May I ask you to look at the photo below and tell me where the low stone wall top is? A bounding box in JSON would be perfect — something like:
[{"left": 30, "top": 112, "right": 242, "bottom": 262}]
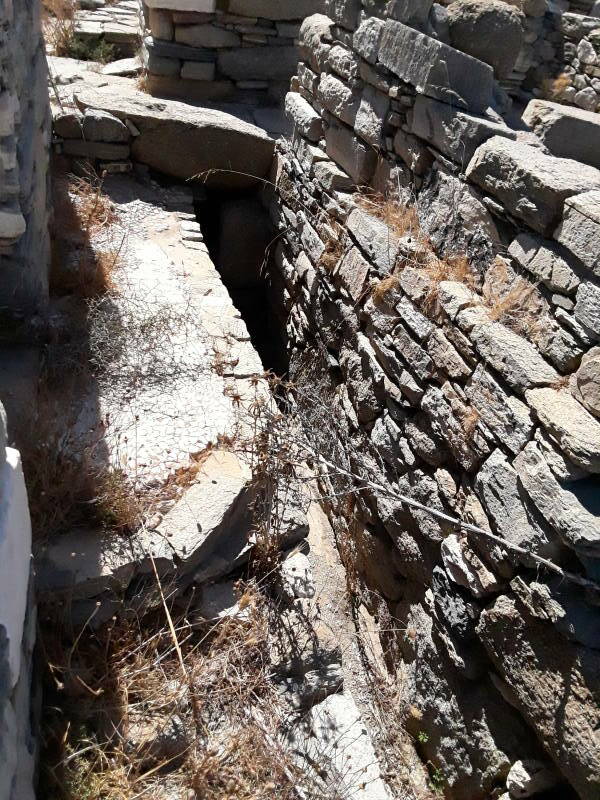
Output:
[{"left": 141, "top": 0, "right": 326, "bottom": 103}]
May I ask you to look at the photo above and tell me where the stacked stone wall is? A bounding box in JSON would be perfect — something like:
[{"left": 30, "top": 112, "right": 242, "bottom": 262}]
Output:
[
  {"left": 141, "top": 0, "right": 326, "bottom": 104},
  {"left": 272, "top": 2, "right": 600, "bottom": 798},
  {"left": 0, "top": 0, "right": 50, "bottom": 312}
]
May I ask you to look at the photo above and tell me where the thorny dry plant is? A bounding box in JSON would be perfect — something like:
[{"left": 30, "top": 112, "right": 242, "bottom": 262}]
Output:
[{"left": 40, "top": 574, "right": 350, "bottom": 800}]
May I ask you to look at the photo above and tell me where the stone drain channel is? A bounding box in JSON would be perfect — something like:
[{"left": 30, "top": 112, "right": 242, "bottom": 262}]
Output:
[{"left": 35, "top": 80, "right": 407, "bottom": 798}]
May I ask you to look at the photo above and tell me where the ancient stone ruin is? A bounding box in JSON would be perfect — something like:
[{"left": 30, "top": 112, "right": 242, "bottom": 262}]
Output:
[{"left": 1, "top": 0, "right": 600, "bottom": 798}]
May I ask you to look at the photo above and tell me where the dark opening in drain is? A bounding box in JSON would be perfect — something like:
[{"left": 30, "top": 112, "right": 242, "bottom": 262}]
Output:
[{"left": 195, "top": 187, "right": 288, "bottom": 377}]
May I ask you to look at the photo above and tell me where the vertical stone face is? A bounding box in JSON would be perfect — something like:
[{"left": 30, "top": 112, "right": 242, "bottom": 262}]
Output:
[
  {"left": 0, "top": 0, "right": 50, "bottom": 311},
  {"left": 0, "top": 403, "right": 35, "bottom": 800}
]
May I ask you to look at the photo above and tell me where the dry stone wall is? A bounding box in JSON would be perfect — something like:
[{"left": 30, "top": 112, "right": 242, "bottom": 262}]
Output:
[
  {"left": 140, "top": 0, "right": 326, "bottom": 104},
  {"left": 271, "top": 2, "right": 600, "bottom": 798},
  {"left": 0, "top": 0, "right": 50, "bottom": 311}
]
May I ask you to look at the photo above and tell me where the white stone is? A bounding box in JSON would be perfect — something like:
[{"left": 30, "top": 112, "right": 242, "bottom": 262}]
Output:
[{"left": 0, "top": 449, "right": 31, "bottom": 689}]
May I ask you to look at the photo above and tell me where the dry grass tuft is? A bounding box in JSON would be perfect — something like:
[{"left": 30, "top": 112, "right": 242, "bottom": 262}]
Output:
[
  {"left": 50, "top": 164, "right": 121, "bottom": 298},
  {"left": 357, "top": 192, "right": 421, "bottom": 240},
  {"left": 39, "top": 580, "right": 320, "bottom": 800},
  {"left": 320, "top": 237, "right": 345, "bottom": 272},
  {"left": 421, "top": 253, "right": 479, "bottom": 317},
  {"left": 42, "top": 0, "right": 77, "bottom": 56},
  {"left": 483, "top": 256, "right": 545, "bottom": 337},
  {"left": 542, "top": 72, "right": 572, "bottom": 102},
  {"left": 371, "top": 275, "right": 400, "bottom": 305}
]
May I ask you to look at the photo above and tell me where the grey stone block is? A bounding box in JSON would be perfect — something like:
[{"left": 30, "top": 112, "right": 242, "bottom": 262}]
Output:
[{"left": 379, "top": 20, "right": 495, "bottom": 112}]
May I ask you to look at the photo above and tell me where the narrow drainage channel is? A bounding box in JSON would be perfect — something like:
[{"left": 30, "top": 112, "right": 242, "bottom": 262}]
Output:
[{"left": 195, "top": 187, "right": 289, "bottom": 377}]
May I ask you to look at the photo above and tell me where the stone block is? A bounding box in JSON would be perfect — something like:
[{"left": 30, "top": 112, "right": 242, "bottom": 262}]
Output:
[
  {"left": 82, "top": 108, "right": 130, "bottom": 143},
  {"left": 470, "top": 320, "right": 558, "bottom": 393},
  {"left": 0, "top": 449, "right": 31, "bottom": 689},
  {"left": 312, "top": 160, "right": 354, "bottom": 192},
  {"left": 63, "top": 140, "right": 131, "bottom": 160},
  {"left": 347, "top": 206, "right": 401, "bottom": 272},
  {"left": 379, "top": 20, "right": 495, "bottom": 112},
  {"left": 514, "top": 441, "right": 600, "bottom": 557},
  {"left": 74, "top": 83, "right": 273, "bottom": 187},
  {"left": 466, "top": 137, "right": 600, "bottom": 235},
  {"left": 522, "top": 99, "right": 600, "bottom": 169},
  {"left": 555, "top": 190, "right": 600, "bottom": 278},
  {"left": 526, "top": 387, "right": 600, "bottom": 473},
  {"left": 148, "top": 8, "right": 173, "bottom": 40},
  {"left": 180, "top": 61, "right": 216, "bottom": 80},
  {"left": 175, "top": 23, "right": 240, "bottom": 48},
  {"left": 145, "top": 35, "right": 214, "bottom": 62},
  {"left": 53, "top": 109, "right": 84, "bottom": 139},
  {"left": 508, "top": 232, "right": 580, "bottom": 294},
  {"left": 0, "top": 211, "right": 26, "bottom": 244},
  {"left": 145, "top": 51, "right": 181, "bottom": 76},
  {"left": 410, "top": 95, "right": 516, "bottom": 167},
  {"left": 145, "top": 0, "right": 217, "bottom": 9},
  {"left": 317, "top": 73, "right": 360, "bottom": 126},
  {"left": 353, "top": 17, "right": 384, "bottom": 64},
  {"left": 285, "top": 92, "right": 323, "bottom": 142},
  {"left": 354, "top": 85, "right": 389, "bottom": 147},
  {"left": 218, "top": 46, "right": 299, "bottom": 81},
  {"left": 228, "top": 0, "right": 324, "bottom": 19},
  {"left": 337, "top": 246, "right": 371, "bottom": 301},
  {"left": 325, "top": 120, "right": 377, "bottom": 185},
  {"left": 574, "top": 280, "right": 600, "bottom": 334}
]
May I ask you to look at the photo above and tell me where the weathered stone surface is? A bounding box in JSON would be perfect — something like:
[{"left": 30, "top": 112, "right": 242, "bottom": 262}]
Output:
[
  {"left": 441, "top": 533, "right": 503, "bottom": 597},
  {"left": 421, "top": 382, "right": 490, "bottom": 471},
  {"left": 74, "top": 84, "right": 274, "bottom": 187},
  {"left": 446, "top": 0, "right": 524, "bottom": 79},
  {"left": 279, "top": 551, "right": 315, "bottom": 601},
  {"left": 354, "top": 85, "right": 388, "bottom": 147},
  {"left": 347, "top": 207, "right": 401, "bottom": 272},
  {"left": 312, "top": 160, "right": 354, "bottom": 192},
  {"left": 175, "top": 24, "right": 240, "bottom": 48},
  {"left": 575, "top": 281, "right": 600, "bottom": 339},
  {"left": 290, "top": 693, "right": 391, "bottom": 800},
  {"left": 555, "top": 190, "right": 600, "bottom": 278},
  {"left": 525, "top": 387, "right": 600, "bottom": 473},
  {"left": 82, "top": 108, "right": 130, "bottom": 142},
  {"left": 218, "top": 46, "right": 299, "bottom": 81},
  {"left": 410, "top": 95, "right": 516, "bottom": 166},
  {"left": 392, "top": 129, "right": 433, "bottom": 175},
  {"left": 466, "top": 364, "right": 534, "bottom": 454},
  {"left": 475, "top": 449, "right": 559, "bottom": 560},
  {"left": 572, "top": 346, "right": 600, "bottom": 417},
  {"left": 337, "top": 246, "right": 370, "bottom": 300},
  {"left": 299, "top": 13, "right": 333, "bottom": 72},
  {"left": 395, "top": 581, "right": 536, "bottom": 800},
  {"left": 0, "top": 449, "right": 31, "bottom": 689},
  {"left": 514, "top": 441, "right": 600, "bottom": 556},
  {"left": 228, "top": 0, "right": 324, "bottom": 19},
  {"left": 505, "top": 760, "right": 559, "bottom": 798},
  {"left": 470, "top": 321, "right": 558, "bottom": 393},
  {"left": 317, "top": 73, "right": 360, "bottom": 126},
  {"left": 478, "top": 594, "right": 600, "bottom": 800},
  {"left": 180, "top": 61, "right": 215, "bottom": 81},
  {"left": 325, "top": 120, "right": 377, "bottom": 184},
  {"left": 285, "top": 92, "right": 323, "bottom": 142},
  {"left": 508, "top": 232, "right": 580, "bottom": 294},
  {"left": 379, "top": 20, "right": 495, "bottom": 112},
  {"left": 353, "top": 17, "right": 384, "bottom": 65},
  {"left": 53, "top": 109, "right": 84, "bottom": 139},
  {"left": 523, "top": 100, "right": 600, "bottom": 169},
  {"left": 466, "top": 137, "right": 600, "bottom": 236},
  {"left": 62, "top": 139, "right": 130, "bottom": 160}
]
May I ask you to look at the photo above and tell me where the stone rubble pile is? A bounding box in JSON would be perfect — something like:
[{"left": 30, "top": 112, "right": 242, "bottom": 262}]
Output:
[
  {"left": 274, "top": 2, "right": 600, "bottom": 797},
  {"left": 140, "top": 0, "right": 325, "bottom": 104}
]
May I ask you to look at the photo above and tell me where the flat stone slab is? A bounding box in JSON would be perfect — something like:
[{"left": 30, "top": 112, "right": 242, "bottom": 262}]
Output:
[
  {"left": 466, "top": 136, "right": 600, "bottom": 235},
  {"left": 554, "top": 190, "right": 600, "bottom": 277},
  {"left": 74, "top": 83, "right": 275, "bottom": 187},
  {"left": 410, "top": 95, "right": 516, "bottom": 166},
  {"left": 379, "top": 20, "right": 495, "bottom": 113},
  {"left": 523, "top": 99, "right": 600, "bottom": 170}
]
